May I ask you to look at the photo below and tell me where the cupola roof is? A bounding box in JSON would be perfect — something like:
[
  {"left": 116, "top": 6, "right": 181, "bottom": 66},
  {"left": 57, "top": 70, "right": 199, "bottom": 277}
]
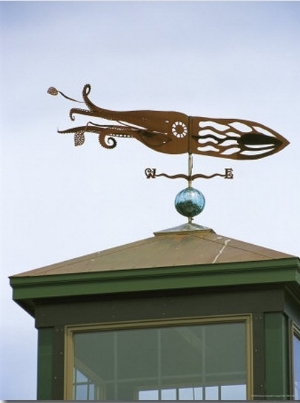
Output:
[{"left": 12, "top": 223, "right": 295, "bottom": 278}]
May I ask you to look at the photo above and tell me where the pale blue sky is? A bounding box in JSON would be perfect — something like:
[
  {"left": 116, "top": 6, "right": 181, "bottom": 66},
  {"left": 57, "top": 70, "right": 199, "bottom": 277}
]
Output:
[{"left": 1, "top": 1, "right": 300, "bottom": 399}]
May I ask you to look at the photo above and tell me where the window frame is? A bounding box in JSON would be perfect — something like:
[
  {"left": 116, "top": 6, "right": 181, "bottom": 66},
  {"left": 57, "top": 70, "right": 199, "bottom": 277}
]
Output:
[
  {"left": 292, "top": 323, "right": 300, "bottom": 400},
  {"left": 64, "top": 314, "right": 253, "bottom": 400}
]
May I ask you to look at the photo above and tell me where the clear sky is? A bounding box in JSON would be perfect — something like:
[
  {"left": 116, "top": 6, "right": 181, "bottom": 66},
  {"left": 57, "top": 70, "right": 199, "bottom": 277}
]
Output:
[{"left": 1, "top": 1, "right": 300, "bottom": 399}]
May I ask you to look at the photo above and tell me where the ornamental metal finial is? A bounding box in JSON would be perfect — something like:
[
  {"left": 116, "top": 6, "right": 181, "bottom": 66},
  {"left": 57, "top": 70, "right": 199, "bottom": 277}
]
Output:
[{"left": 48, "top": 84, "right": 289, "bottom": 222}]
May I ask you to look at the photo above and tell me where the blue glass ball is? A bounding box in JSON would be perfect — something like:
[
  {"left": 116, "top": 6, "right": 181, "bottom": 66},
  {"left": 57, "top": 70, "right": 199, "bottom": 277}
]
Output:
[{"left": 174, "top": 187, "right": 205, "bottom": 218}]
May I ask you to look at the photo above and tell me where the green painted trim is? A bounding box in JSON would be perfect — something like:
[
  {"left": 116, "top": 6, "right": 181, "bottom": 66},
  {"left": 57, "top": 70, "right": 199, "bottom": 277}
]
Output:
[
  {"left": 37, "top": 327, "right": 54, "bottom": 399},
  {"left": 10, "top": 258, "right": 300, "bottom": 304},
  {"left": 265, "top": 313, "right": 290, "bottom": 400}
]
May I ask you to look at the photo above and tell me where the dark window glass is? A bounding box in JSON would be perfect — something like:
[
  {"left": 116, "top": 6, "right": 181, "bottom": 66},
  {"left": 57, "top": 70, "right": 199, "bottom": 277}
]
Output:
[{"left": 72, "top": 321, "right": 248, "bottom": 400}]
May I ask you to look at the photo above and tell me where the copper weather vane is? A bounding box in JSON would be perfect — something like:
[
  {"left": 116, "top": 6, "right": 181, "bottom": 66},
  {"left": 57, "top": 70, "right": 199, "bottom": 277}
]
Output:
[
  {"left": 48, "top": 84, "right": 288, "bottom": 160},
  {"left": 48, "top": 84, "right": 289, "bottom": 221}
]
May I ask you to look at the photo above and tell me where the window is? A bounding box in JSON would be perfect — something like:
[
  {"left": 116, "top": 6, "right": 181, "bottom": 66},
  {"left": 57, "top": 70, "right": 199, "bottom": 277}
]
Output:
[
  {"left": 73, "top": 368, "right": 96, "bottom": 400},
  {"left": 138, "top": 385, "right": 246, "bottom": 400},
  {"left": 293, "top": 327, "right": 300, "bottom": 400},
  {"left": 65, "top": 316, "right": 252, "bottom": 400}
]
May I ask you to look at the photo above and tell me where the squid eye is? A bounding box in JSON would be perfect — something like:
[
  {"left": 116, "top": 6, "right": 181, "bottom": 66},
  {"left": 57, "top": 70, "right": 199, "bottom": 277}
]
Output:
[{"left": 172, "top": 121, "right": 188, "bottom": 138}]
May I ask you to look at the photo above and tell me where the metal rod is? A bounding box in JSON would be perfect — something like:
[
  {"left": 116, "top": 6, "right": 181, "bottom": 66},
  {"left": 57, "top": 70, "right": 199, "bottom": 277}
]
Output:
[
  {"left": 188, "top": 153, "right": 193, "bottom": 224},
  {"left": 188, "top": 153, "right": 193, "bottom": 188}
]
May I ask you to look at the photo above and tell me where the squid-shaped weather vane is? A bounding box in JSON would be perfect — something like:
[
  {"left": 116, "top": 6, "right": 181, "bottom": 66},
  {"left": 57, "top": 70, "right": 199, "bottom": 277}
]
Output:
[
  {"left": 48, "top": 84, "right": 289, "bottom": 221},
  {"left": 48, "top": 84, "right": 288, "bottom": 160}
]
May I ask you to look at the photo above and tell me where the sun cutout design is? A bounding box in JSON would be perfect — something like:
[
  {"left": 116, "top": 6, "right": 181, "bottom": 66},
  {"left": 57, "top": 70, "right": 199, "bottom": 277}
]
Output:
[{"left": 172, "top": 121, "right": 188, "bottom": 138}]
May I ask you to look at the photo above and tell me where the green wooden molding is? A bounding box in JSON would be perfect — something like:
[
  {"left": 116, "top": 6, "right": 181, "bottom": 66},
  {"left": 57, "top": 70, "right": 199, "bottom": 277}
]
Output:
[
  {"left": 264, "top": 313, "right": 290, "bottom": 400},
  {"left": 37, "top": 327, "right": 54, "bottom": 399},
  {"left": 10, "top": 258, "right": 300, "bottom": 315}
]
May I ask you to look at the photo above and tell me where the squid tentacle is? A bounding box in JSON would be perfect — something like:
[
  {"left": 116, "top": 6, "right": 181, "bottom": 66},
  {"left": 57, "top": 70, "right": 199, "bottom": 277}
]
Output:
[
  {"left": 69, "top": 107, "right": 99, "bottom": 121},
  {"left": 98, "top": 128, "right": 137, "bottom": 149},
  {"left": 79, "top": 84, "right": 123, "bottom": 121}
]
